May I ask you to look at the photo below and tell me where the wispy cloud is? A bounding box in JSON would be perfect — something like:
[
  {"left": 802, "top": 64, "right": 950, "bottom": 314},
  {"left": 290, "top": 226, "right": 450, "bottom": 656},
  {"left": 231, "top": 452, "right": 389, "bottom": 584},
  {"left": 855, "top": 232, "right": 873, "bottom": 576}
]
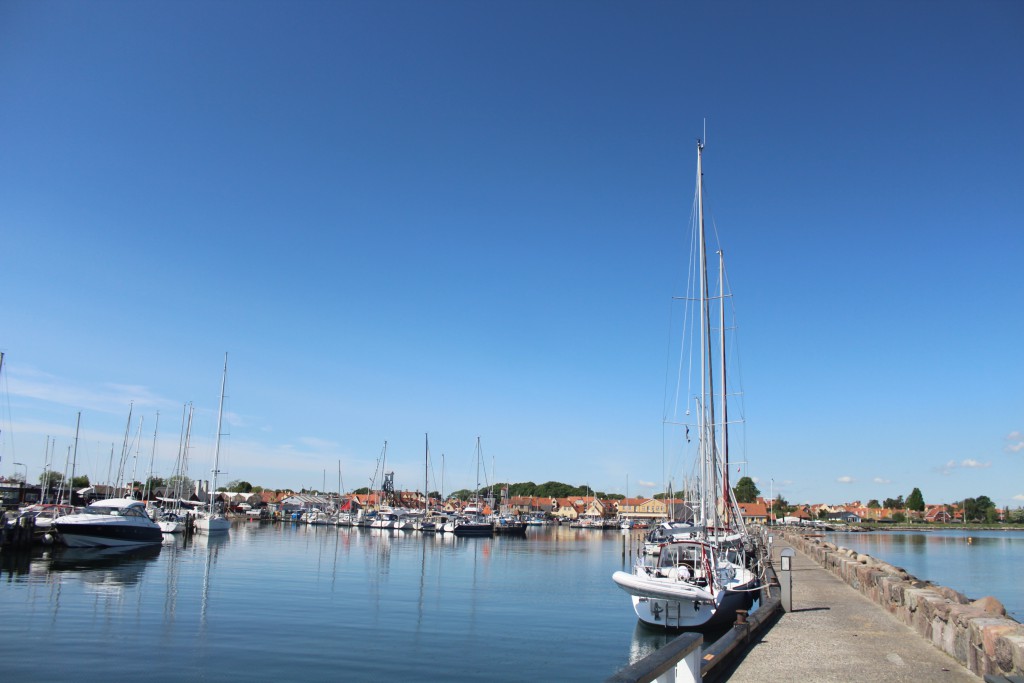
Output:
[
  {"left": 872, "top": 477, "right": 891, "bottom": 484},
  {"left": 6, "top": 367, "right": 172, "bottom": 415},
  {"left": 1006, "top": 431, "right": 1024, "bottom": 453},
  {"left": 937, "top": 458, "right": 992, "bottom": 475},
  {"left": 837, "top": 475, "right": 854, "bottom": 484},
  {"left": 1015, "top": 494, "right": 1024, "bottom": 502},
  {"left": 637, "top": 479, "right": 656, "bottom": 488},
  {"left": 961, "top": 459, "right": 991, "bottom": 469}
]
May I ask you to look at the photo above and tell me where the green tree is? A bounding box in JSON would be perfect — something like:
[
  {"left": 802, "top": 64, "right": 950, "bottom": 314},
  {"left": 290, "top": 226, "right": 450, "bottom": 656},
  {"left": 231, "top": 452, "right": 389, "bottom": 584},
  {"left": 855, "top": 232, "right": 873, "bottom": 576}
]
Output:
[
  {"left": 892, "top": 511, "right": 907, "bottom": 523},
  {"left": 166, "top": 474, "right": 193, "bottom": 497},
  {"left": 963, "top": 495, "right": 995, "bottom": 522},
  {"left": 867, "top": 499, "right": 880, "bottom": 508},
  {"left": 509, "top": 481, "right": 538, "bottom": 496},
  {"left": 883, "top": 495, "right": 904, "bottom": 509},
  {"left": 906, "top": 488, "right": 925, "bottom": 512},
  {"left": 71, "top": 474, "right": 90, "bottom": 489},
  {"left": 732, "top": 476, "right": 760, "bottom": 503},
  {"left": 39, "top": 469, "right": 64, "bottom": 487}
]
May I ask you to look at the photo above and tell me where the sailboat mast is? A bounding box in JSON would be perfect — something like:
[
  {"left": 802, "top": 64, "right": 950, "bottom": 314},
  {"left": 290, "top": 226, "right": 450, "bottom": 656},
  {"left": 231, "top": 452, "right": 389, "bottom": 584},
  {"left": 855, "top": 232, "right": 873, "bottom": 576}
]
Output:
[
  {"left": 474, "top": 436, "right": 481, "bottom": 504},
  {"left": 70, "top": 411, "right": 80, "bottom": 504},
  {"left": 719, "top": 249, "right": 730, "bottom": 527},
  {"left": 144, "top": 411, "right": 159, "bottom": 502},
  {"left": 697, "top": 139, "right": 719, "bottom": 532},
  {"left": 210, "top": 352, "right": 228, "bottom": 507},
  {"left": 424, "top": 433, "right": 429, "bottom": 513}
]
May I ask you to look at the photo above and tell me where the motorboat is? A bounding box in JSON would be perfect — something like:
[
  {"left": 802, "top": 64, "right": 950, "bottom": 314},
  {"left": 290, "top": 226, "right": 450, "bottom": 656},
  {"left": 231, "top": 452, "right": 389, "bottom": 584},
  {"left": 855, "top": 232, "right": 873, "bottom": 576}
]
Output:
[
  {"left": 20, "top": 504, "right": 76, "bottom": 530},
  {"left": 53, "top": 498, "right": 163, "bottom": 548}
]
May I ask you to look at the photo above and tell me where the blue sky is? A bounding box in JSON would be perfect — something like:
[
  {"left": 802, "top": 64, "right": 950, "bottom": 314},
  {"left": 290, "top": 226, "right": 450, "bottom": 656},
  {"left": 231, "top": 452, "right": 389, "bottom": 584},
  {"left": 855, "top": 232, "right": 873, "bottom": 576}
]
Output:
[{"left": 1, "top": 1, "right": 1021, "bottom": 508}]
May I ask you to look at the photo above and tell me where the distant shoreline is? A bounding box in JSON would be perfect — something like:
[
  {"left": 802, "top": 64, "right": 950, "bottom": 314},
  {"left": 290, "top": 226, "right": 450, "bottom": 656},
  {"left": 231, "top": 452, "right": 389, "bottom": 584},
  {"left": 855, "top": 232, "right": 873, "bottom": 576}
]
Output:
[{"left": 834, "top": 523, "right": 1024, "bottom": 533}]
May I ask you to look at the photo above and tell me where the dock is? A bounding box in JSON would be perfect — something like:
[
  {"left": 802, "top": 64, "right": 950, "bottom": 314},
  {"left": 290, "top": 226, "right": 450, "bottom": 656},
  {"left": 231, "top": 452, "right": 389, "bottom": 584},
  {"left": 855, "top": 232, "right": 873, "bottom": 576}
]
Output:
[{"left": 719, "top": 536, "right": 979, "bottom": 682}]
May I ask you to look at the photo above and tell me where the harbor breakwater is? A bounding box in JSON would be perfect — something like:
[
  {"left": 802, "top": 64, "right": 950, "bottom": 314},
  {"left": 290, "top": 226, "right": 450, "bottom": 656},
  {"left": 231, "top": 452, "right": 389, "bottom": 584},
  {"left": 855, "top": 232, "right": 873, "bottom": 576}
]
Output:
[{"left": 784, "top": 530, "right": 1024, "bottom": 679}]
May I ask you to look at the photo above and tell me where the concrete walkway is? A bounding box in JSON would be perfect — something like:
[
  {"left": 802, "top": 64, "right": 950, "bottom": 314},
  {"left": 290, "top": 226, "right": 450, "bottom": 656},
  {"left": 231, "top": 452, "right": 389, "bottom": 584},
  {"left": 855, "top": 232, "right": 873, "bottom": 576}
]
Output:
[{"left": 721, "top": 537, "right": 979, "bottom": 683}]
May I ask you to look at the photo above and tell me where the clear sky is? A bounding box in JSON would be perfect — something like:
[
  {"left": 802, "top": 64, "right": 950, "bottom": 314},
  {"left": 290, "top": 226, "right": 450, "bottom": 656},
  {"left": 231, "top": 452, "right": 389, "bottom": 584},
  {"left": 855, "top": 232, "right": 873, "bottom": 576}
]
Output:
[{"left": 1, "top": 1, "right": 1021, "bottom": 508}]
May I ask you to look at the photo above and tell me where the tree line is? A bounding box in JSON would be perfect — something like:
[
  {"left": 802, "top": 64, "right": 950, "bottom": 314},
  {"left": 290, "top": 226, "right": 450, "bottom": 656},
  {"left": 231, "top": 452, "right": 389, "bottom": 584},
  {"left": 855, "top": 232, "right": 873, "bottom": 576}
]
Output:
[{"left": 731, "top": 476, "right": 1007, "bottom": 523}]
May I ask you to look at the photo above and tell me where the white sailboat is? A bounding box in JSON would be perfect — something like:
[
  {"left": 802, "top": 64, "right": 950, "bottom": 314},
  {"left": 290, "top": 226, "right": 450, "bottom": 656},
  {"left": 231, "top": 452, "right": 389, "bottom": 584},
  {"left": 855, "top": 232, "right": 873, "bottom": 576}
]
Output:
[
  {"left": 612, "top": 139, "right": 758, "bottom": 629},
  {"left": 195, "top": 353, "right": 231, "bottom": 535},
  {"left": 158, "top": 402, "right": 194, "bottom": 533}
]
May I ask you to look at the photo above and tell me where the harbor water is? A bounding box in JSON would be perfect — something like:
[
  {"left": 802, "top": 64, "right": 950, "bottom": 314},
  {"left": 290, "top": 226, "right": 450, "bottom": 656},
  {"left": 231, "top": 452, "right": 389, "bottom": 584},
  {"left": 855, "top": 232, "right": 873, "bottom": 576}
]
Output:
[
  {"left": 822, "top": 528, "right": 1023, "bottom": 622},
  {"left": 1, "top": 523, "right": 683, "bottom": 681}
]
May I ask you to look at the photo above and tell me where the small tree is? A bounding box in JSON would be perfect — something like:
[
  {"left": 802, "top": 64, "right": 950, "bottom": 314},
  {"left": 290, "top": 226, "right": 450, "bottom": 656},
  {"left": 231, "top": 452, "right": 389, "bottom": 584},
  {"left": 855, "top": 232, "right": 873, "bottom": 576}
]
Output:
[
  {"left": 39, "top": 469, "right": 65, "bottom": 487},
  {"left": 906, "top": 488, "right": 925, "bottom": 513},
  {"left": 867, "top": 499, "right": 880, "bottom": 509},
  {"left": 732, "top": 476, "right": 760, "bottom": 503},
  {"left": 883, "top": 495, "right": 904, "bottom": 509}
]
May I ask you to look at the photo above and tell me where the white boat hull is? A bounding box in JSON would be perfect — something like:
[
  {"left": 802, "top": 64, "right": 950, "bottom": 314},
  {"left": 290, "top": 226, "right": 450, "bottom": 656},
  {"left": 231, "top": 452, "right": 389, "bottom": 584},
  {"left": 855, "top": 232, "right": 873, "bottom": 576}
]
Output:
[
  {"left": 613, "top": 569, "right": 756, "bottom": 628},
  {"left": 195, "top": 515, "right": 231, "bottom": 534}
]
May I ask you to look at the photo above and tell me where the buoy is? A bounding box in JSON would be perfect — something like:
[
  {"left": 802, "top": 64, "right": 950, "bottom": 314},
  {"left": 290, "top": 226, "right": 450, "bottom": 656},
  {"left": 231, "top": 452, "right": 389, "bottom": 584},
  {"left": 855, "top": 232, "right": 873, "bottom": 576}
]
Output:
[
  {"left": 42, "top": 533, "right": 54, "bottom": 545},
  {"left": 968, "top": 537, "right": 972, "bottom": 544}
]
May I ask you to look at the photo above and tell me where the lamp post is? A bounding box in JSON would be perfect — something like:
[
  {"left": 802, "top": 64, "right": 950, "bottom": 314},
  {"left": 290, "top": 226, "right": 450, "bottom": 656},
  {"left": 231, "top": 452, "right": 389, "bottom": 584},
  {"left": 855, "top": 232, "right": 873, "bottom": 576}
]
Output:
[{"left": 13, "top": 462, "right": 28, "bottom": 505}]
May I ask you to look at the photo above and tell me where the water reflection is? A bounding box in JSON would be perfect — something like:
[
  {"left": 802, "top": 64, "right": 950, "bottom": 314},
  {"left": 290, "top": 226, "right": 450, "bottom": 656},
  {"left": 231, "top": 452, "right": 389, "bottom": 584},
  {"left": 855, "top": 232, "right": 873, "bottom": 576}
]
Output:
[{"left": 47, "top": 544, "right": 162, "bottom": 593}]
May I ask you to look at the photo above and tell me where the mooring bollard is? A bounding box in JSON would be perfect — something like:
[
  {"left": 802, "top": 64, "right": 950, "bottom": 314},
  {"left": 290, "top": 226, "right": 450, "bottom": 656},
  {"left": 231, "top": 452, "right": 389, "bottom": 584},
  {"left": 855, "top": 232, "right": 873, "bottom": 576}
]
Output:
[{"left": 779, "top": 547, "right": 795, "bottom": 612}]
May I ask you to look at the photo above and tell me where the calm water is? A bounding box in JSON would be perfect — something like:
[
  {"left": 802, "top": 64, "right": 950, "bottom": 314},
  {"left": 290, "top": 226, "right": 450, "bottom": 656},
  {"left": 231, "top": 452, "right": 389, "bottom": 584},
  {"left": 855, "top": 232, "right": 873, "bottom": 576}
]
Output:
[
  {"left": 1, "top": 523, "right": 681, "bottom": 681},
  {"left": 822, "top": 529, "right": 1023, "bottom": 621}
]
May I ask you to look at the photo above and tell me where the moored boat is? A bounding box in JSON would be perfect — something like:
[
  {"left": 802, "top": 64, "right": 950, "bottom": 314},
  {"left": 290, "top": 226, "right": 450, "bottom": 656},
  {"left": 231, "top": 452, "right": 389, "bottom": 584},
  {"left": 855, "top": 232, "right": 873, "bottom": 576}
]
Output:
[
  {"left": 54, "top": 498, "right": 163, "bottom": 548},
  {"left": 611, "top": 139, "right": 763, "bottom": 629}
]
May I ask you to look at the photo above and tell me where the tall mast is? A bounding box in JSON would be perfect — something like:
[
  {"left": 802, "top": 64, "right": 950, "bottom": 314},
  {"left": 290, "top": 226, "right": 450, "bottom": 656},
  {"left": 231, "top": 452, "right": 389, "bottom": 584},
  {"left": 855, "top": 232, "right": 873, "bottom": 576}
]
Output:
[
  {"left": 210, "top": 352, "right": 228, "bottom": 507},
  {"left": 70, "top": 411, "right": 80, "bottom": 504},
  {"left": 697, "top": 139, "right": 718, "bottom": 532},
  {"left": 719, "top": 249, "right": 730, "bottom": 527},
  {"left": 474, "top": 436, "right": 481, "bottom": 503},
  {"left": 424, "top": 433, "right": 429, "bottom": 513},
  {"left": 144, "top": 411, "right": 159, "bottom": 502}
]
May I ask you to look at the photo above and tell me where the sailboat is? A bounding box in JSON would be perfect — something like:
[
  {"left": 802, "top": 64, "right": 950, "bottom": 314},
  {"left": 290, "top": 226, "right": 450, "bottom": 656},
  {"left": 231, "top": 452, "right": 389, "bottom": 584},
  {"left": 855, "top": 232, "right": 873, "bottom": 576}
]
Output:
[
  {"left": 612, "top": 139, "right": 759, "bottom": 629},
  {"left": 451, "top": 437, "right": 494, "bottom": 537},
  {"left": 158, "top": 403, "right": 194, "bottom": 533},
  {"left": 195, "top": 353, "right": 231, "bottom": 535}
]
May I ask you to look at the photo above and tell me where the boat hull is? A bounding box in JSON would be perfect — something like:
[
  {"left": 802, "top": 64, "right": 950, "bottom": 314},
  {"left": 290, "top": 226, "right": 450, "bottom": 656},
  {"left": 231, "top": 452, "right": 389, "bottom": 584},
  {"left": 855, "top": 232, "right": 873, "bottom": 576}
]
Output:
[
  {"left": 452, "top": 522, "right": 493, "bottom": 537},
  {"left": 195, "top": 515, "right": 231, "bottom": 534},
  {"left": 612, "top": 570, "right": 757, "bottom": 629},
  {"left": 158, "top": 520, "right": 184, "bottom": 534},
  {"left": 55, "top": 521, "right": 163, "bottom": 548},
  {"left": 493, "top": 522, "right": 527, "bottom": 537}
]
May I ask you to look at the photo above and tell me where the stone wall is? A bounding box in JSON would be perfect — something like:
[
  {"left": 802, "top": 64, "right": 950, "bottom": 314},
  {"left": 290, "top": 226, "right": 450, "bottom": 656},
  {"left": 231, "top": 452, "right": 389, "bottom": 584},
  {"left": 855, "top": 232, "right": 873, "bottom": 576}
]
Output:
[{"left": 784, "top": 530, "right": 1024, "bottom": 678}]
